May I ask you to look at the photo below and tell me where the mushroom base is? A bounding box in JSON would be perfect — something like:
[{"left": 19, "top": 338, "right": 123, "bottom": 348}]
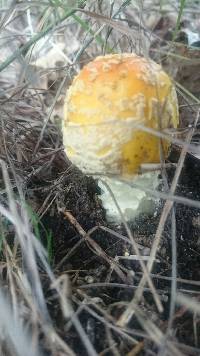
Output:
[{"left": 98, "top": 172, "right": 160, "bottom": 222}]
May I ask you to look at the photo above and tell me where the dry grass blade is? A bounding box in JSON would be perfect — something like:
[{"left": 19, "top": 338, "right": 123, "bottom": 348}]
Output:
[
  {"left": 117, "top": 109, "right": 200, "bottom": 327},
  {"left": 100, "top": 180, "right": 163, "bottom": 313},
  {"left": 119, "top": 178, "right": 200, "bottom": 210},
  {"left": 33, "top": 76, "right": 68, "bottom": 154},
  {"left": 0, "top": 160, "right": 50, "bottom": 322},
  {"left": 177, "top": 294, "right": 200, "bottom": 314},
  {"left": 78, "top": 9, "right": 137, "bottom": 38},
  {"left": 63, "top": 118, "right": 200, "bottom": 154},
  {"left": 0, "top": 289, "right": 41, "bottom": 356}
]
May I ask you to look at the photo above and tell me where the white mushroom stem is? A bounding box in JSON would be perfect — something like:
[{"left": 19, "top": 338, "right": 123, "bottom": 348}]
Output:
[{"left": 97, "top": 172, "right": 160, "bottom": 222}]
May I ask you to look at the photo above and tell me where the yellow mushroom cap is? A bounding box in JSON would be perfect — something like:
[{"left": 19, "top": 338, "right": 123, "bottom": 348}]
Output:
[{"left": 63, "top": 53, "right": 179, "bottom": 177}]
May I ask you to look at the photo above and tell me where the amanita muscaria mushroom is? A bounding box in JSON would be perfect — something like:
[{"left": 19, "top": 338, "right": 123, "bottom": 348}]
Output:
[{"left": 63, "top": 53, "right": 179, "bottom": 221}]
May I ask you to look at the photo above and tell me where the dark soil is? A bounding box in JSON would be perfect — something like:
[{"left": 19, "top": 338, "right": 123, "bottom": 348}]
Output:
[
  {"left": 31, "top": 147, "right": 200, "bottom": 355},
  {"left": 1, "top": 100, "right": 199, "bottom": 354}
]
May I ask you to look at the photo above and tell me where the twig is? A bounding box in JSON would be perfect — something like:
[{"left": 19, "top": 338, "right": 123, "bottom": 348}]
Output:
[{"left": 60, "top": 209, "right": 127, "bottom": 282}]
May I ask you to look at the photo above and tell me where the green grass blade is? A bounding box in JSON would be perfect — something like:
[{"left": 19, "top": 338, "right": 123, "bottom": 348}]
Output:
[
  {"left": 172, "top": 0, "right": 186, "bottom": 41},
  {"left": 0, "top": 7, "right": 77, "bottom": 73},
  {"left": 72, "top": 13, "right": 107, "bottom": 48}
]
